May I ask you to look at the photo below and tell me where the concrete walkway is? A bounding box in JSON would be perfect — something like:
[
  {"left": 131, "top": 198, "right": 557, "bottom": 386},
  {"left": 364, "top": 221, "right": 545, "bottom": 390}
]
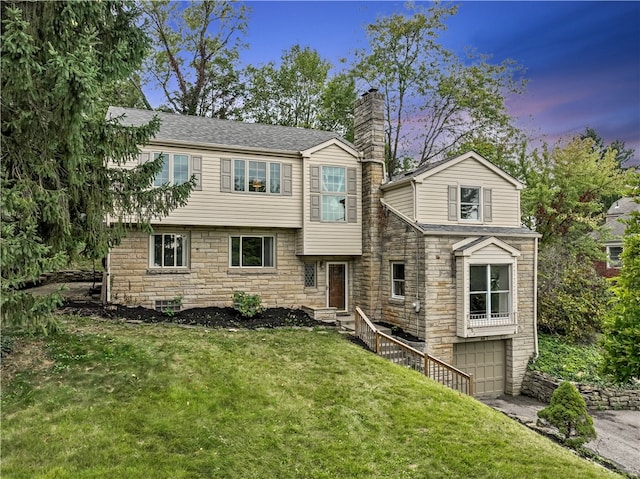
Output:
[{"left": 482, "top": 394, "right": 640, "bottom": 478}]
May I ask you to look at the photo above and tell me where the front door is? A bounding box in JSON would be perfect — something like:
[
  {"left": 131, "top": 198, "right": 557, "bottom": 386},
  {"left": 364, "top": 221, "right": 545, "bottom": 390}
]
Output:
[{"left": 327, "top": 263, "right": 347, "bottom": 312}]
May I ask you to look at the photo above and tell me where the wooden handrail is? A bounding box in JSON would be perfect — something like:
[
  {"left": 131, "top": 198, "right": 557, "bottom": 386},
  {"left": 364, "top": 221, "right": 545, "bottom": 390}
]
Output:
[{"left": 354, "top": 306, "right": 474, "bottom": 396}]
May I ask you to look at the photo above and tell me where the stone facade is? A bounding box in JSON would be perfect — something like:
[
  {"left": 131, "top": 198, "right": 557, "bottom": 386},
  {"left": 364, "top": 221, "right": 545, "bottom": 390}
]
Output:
[
  {"left": 368, "top": 208, "right": 538, "bottom": 394},
  {"left": 353, "top": 89, "right": 386, "bottom": 320},
  {"left": 109, "top": 226, "right": 353, "bottom": 311},
  {"left": 522, "top": 371, "right": 640, "bottom": 410}
]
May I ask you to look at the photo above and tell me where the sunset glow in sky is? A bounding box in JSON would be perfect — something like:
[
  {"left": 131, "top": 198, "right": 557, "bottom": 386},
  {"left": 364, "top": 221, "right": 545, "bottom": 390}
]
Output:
[{"left": 241, "top": 1, "right": 640, "bottom": 163}]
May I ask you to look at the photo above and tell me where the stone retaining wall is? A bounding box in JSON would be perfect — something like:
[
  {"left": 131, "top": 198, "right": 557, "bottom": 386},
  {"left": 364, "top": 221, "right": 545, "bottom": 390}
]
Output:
[{"left": 522, "top": 370, "right": 640, "bottom": 410}]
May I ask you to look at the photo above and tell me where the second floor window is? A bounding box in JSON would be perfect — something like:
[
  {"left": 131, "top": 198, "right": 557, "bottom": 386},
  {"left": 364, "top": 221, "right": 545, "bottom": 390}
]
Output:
[
  {"left": 153, "top": 153, "right": 190, "bottom": 187},
  {"left": 322, "top": 166, "right": 346, "bottom": 221},
  {"left": 234, "top": 159, "right": 281, "bottom": 194},
  {"left": 460, "top": 186, "right": 481, "bottom": 220}
]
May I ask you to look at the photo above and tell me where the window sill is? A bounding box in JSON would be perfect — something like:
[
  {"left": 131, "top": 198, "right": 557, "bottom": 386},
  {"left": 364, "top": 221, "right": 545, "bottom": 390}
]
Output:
[
  {"left": 227, "top": 268, "right": 278, "bottom": 275},
  {"left": 147, "top": 268, "right": 191, "bottom": 275},
  {"left": 389, "top": 297, "right": 405, "bottom": 304}
]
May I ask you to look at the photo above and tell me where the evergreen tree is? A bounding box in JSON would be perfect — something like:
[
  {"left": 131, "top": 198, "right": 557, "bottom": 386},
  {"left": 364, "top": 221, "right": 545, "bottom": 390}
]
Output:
[{"left": 1, "top": 1, "right": 193, "bottom": 332}]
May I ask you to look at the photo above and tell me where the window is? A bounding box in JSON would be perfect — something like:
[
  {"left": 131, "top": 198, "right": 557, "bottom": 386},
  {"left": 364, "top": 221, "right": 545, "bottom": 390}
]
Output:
[
  {"left": 469, "top": 264, "right": 510, "bottom": 322},
  {"left": 321, "top": 166, "right": 346, "bottom": 221},
  {"left": 230, "top": 236, "right": 275, "bottom": 268},
  {"left": 448, "top": 185, "right": 492, "bottom": 222},
  {"left": 304, "top": 263, "right": 316, "bottom": 288},
  {"left": 391, "top": 262, "right": 405, "bottom": 299},
  {"left": 460, "top": 187, "right": 481, "bottom": 220},
  {"left": 153, "top": 153, "right": 190, "bottom": 187},
  {"left": 151, "top": 233, "right": 188, "bottom": 268},
  {"left": 233, "top": 159, "right": 281, "bottom": 194},
  {"left": 607, "top": 245, "right": 623, "bottom": 268}
]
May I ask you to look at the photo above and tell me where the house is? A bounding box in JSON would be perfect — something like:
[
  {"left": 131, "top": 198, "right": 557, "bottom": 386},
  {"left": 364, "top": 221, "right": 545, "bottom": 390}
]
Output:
[
  {"left": 106, "top": 89, "right": 539, "bottom": 397},
  {"left": 595, "top": 197, "right": 638, "bottom": 276},
  {"left": 105, "top": 106, "right": 363, "bottom": 317}
]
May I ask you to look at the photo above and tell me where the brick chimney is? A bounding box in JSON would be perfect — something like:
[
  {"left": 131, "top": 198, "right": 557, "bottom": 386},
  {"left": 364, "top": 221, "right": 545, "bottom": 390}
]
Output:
[{"left": 353, "top": 89, "right": 385, "bottom": 319}]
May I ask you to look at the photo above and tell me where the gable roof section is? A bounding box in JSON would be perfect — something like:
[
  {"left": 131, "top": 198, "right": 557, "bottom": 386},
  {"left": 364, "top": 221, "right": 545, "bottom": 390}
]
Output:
[
  {"left": 453, "top": 236, "right": 521, "bottom": 257},
  {"left": 107, "top": 106, "right": 355, "bottom": 154},
  {"left": 301, "top": 138, "right": 360, "bottom": 158},
  {"left": 382, "top": 150, "right": 523, "bottom": 191}
]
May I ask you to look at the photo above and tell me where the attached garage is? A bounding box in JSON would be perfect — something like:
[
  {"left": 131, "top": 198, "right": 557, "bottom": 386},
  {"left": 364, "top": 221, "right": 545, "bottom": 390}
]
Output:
[{"left": 454, "top": 340, "right": 506, "bottom": 397}]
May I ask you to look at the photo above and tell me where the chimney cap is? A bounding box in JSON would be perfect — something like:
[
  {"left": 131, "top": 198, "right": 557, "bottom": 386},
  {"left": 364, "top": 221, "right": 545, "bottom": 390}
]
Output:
[{"left": 363, "top": 88, "right": 379, "bottom": 96}]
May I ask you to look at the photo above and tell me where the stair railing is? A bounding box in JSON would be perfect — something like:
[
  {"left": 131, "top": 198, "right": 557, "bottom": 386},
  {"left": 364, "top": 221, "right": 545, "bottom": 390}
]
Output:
[{"left": 355, "top": 306, "right": 474, "bottom": 396}]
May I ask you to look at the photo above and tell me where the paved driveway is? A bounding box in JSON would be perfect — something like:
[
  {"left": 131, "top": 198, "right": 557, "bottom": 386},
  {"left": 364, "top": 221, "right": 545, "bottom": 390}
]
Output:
[{"left": 482, "top": 394, "right": 640, "bottom": 478}]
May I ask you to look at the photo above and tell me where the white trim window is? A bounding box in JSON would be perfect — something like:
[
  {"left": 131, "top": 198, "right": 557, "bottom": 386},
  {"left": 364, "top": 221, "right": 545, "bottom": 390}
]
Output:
[
  {"left": 469, "top": 264, "right": 511, "bottom": 325},
  {"left": 234, "top": 159, "right": 281, "bottom": 194},
  {"left": 230, "top": 236, "right": 275, "bottom": 268},
  {"left": 606, "top": 245, "right": 622, "bottom": 268},
  {"left": 321, "top": 166, "right": 346, "bottom": 221},
  {"left": 153, "top": 153, "right": 190, "bottom": 187},
  {"left": 391, "top": 262, "right": 405, "bottom": 299},
  {"left": 150, "top": 233, "right": 188, "bottom": 268},
  {"left": 460, "top": 186, "right": 481, "bottom": 220}
]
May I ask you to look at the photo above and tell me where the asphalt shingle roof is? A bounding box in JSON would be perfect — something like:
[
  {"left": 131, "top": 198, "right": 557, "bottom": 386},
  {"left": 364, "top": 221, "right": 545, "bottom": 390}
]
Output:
[
  {"left": 417, "top": 223, "right": 539, "bottom": 236},
  {"left": 107, "top": 107, "right": 349, "bottom": 153}
]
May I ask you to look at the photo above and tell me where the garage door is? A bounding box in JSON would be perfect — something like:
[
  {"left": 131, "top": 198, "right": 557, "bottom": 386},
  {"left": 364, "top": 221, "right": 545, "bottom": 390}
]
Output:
[{"left": 454, "top": 340, "right": 505, "bottom": 397}]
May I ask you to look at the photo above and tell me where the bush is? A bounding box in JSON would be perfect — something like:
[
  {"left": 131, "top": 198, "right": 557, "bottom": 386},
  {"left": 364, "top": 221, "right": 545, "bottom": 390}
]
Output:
[
  {"left": 530, "top": 334, "right": 605, "bottom": 384},
  {"left": 537, "top": 247, "right": 610, "bottom": 342},
  {"left": 232, "top": 291, "right": 265, "bottom": 319},
  {"left": 537, "top": 381, "right": 596, "bottom": 448},
  {"left": 601, "top": 232, "right": 640, "bottom": 384}
]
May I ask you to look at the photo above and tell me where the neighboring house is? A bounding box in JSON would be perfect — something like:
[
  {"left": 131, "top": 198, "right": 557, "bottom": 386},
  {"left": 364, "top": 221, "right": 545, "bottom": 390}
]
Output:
[
  {"left": 595, "top": 197, "right": 638, "bottom": 277},
  {"left": 106, "top": 89, "right": 539, "bottom": 397}
]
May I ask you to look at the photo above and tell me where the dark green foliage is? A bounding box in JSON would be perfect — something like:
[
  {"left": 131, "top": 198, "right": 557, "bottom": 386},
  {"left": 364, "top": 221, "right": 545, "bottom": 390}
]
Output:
[
  {"left": 232, "top": 291, "right": 265, "bottom": 319},
  {"left": 530, "top": 334, "right": 605, "bottom": 385},
  {"left": 537, "top": 381, "right": 596, "bottom": 448},
  {"left": 601, "top": 174, "right": 640, "bottom": 384},
  {"left": 537, "top": 246, "right": 610, "bottom": 342},
  {"left": 1, "top": 1, "right": 193, "bottom": 332}
]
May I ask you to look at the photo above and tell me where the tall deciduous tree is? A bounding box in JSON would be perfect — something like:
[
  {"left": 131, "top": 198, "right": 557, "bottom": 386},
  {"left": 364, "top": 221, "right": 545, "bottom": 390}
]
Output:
[
  {"left": 521, "top": 138, "right": 629, "bottom": 340},
  {"left": 1, "top": 1, "right": 193, "bottom": 332},
  {"left": 242, "top": 45, "right": 355, "bottom": 139},
  {"left": 141, "top": 0, "right": 248, "bottom": 118},
  {"left": 354, "top": 3, "right": 526, "bottom": 178}
]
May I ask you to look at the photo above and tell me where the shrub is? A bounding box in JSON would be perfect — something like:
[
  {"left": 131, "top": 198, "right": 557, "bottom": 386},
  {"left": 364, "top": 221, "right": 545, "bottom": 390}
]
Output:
[
  {"left": 537, "top": 381, "right": 596, "bottom": 448},
  {"left": 537, "top": 247, "right": 609, "bottom": 342},
  {"left": 232, "top": 291, "right": 265, "bottom": 319},
  {"left": 601, "top": 231, "right": 640, "bottom": 384}
]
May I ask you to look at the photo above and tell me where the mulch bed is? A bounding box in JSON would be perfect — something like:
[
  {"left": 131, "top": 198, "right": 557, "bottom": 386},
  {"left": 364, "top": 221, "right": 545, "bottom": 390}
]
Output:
[{"left": 59, "top": 301, "right": 323, "bottom": 329}]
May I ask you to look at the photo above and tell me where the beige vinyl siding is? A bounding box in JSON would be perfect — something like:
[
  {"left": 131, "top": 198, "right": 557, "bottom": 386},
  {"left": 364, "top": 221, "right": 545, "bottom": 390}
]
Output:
[
  {"left": 136, "top": 146, "right": 303, "bottom": 228},
  {"left": 383, "top": 184, "right": 414, "bottom": 219},
  {"left": 301, "top": 144, "right": 362, "bottom": 255},
  {"left": 467, "top": 244, "right": 517, "bottom": 263},
  {"left": 416, "top": 159, "right": 520, "bottom": 227}
]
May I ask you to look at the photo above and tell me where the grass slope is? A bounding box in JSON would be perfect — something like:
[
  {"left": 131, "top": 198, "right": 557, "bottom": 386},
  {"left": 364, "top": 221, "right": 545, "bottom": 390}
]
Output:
[{"left": 1, "top": 317, "right": 619, "bottom": 479}]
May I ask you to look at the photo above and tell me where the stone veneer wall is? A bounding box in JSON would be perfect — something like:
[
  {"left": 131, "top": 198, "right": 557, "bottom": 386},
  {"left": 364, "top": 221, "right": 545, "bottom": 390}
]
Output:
[
  {"left": 352, "top": 89, "right": 386, "bottom": 320},
  {"left": 377, "top": 211, "right": 425, "bottom": 338},
  {"left": 109, "top": 226, "right": 346, "bottom": 310},
  {"left": 423, "top": 235, "right": 537, "bottom": 395},
  {"left": 522, "top": 370, "right": 640, "bottom": 410}
]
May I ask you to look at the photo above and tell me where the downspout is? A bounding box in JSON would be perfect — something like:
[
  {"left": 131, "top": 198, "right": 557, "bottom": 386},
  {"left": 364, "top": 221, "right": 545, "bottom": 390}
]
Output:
[
  {"left": 532, "top": 236, "right": 539, "bottom": 358},
  {"left": 411, "top": 180, "right": 424, "bottom": 351}
]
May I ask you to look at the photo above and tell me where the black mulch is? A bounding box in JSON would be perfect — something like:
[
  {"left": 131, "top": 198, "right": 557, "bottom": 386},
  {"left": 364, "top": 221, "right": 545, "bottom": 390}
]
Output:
[{"left": 59, "top": 301, "right": 325, "bottom": 329}]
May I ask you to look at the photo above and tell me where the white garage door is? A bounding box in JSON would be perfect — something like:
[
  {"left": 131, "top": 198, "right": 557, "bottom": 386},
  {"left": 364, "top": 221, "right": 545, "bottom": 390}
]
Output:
[{"left": 454, "top": 340, "right": 505, "bottom": 397}]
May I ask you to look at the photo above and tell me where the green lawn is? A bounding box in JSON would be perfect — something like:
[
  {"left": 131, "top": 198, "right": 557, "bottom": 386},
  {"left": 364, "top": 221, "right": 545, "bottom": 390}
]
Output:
[{"left": 2, "top": 317, "right": 619, "bottom": 479}]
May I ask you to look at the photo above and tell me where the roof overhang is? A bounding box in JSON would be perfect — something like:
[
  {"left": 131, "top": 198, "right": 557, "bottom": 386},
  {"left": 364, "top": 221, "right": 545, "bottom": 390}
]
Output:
[
  {"left": 453, "top": 236, "right": 521, "bottom": 257},
  {"left": 300, "top": 138, "right": 361, "bottom": 159}
]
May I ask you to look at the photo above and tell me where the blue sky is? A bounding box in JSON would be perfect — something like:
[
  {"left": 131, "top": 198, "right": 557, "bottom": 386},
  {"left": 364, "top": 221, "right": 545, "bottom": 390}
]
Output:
[{"left": 237, "top": 1, "right": 640, "bottom": 163}]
